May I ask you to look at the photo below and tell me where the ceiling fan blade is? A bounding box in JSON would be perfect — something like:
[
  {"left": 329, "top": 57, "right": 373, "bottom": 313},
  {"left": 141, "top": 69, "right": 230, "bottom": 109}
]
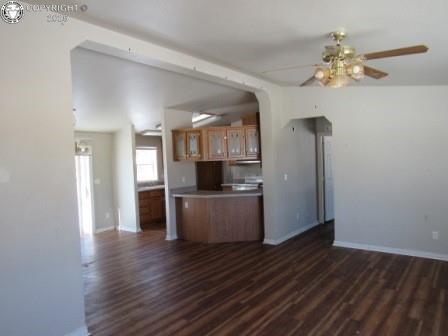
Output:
[
  {"left": 361, "top": 45, "right": 428, "bottom": 60},
  {"left": 364, "top": 66, "right": 388, "bottom": 79},
  {"left": 262, "top": 63, "right": 323, "bottom": 74},
  {"left": 299, "top": 76, "right": 317, "bottom": 87}
]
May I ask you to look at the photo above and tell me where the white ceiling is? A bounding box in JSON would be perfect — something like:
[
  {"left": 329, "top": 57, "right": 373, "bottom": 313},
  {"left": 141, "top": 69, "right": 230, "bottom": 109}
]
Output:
[
  {"left": 51, "top": 0, "right": 448, "bottom": 85},
  {"left": 71, "top": 47, "right": 256, "bottom": 132}
]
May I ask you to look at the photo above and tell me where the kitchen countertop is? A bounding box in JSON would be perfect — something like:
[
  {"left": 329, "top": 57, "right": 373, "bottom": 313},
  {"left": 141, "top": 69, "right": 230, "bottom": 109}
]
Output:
[
  {"left": 221, "top": 183, "right": 259, "bottom": 187},
  {"left": 172, "top": 190, "right": 263, "bottom": 198},
  {"left": 138, "top": 185, "right": 165, "bottom": 192}
]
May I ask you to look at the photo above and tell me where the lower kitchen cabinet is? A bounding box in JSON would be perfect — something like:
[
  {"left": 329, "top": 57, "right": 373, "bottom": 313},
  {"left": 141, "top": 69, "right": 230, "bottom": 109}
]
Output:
[{"left": 138, "top": 189, "right": 166, "bottom": 226}]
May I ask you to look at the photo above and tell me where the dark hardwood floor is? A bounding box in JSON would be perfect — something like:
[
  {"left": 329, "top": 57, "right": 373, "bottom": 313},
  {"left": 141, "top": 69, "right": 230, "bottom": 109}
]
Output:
[
  {"left": 81, "top": 224, "right": 447, "bottom": 335},
  {"left": 140, "top": 221, "right": 166, "bottom": 232}
]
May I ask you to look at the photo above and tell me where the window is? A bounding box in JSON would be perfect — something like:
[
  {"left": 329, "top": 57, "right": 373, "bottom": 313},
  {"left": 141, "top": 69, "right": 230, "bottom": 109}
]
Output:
[{"left": 136, "top": 148, "right": 158, "bottom": 182}]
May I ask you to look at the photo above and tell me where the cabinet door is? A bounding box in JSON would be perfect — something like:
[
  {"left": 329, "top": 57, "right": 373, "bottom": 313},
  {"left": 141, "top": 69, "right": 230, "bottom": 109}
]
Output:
[
  {"left": 173, "top": 131, "right": 186, "bottom": 161},
  {"left": 207, "top": 129, "right": 227, "bottom": 160},
  {"left": 245, "top": 127, "right": 260, "bottom": 158},
  {"left": 227, "top": 128, "right": 245, "bottom": 159},
  {"left": 150, "top": 197, "right": 164, "bottom": 221},
  {"left": 186, "top": 131, "right": 202, "bottom": 160}
]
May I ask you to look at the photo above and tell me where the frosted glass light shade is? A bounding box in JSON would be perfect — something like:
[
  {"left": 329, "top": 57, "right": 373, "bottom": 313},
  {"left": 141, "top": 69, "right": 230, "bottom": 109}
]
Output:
[
  {"left": 314, "top": 68, "right": 330, "bottom": 80},
  {"left": 348, "top": 63, "right": 365, "bottom": 80}
]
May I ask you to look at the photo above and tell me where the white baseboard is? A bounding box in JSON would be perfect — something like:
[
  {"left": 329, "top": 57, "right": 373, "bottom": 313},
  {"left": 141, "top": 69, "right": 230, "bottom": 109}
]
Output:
[
  {"left": 264, "top": 222, "right": 320, "bottom": 245},
  {"left": 165, "top": 233, "right": 178, "bottom": 241},
  {"left": 66, "top": 325, "right": 89, "bottom": 336},
  {"left": 118, "top": 225, "right": 141, "bottom": 233},
  {"left": 333, "top": 241, "right": 448, "bottom": 262},
  {"left": 95, "top": 226, "right": 115, "bottom": 234}
]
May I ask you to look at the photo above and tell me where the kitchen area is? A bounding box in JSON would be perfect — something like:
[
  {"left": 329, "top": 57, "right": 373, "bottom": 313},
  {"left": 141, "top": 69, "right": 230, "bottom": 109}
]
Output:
[
  {"left": 135, "top": 133, "right": 166, "bottom": 232},
  {"left": 170, "top": 114, "right": 264, "bottom": 243},
  {"left": 71, "top": 45, "right": 264, "bottom": 238}
]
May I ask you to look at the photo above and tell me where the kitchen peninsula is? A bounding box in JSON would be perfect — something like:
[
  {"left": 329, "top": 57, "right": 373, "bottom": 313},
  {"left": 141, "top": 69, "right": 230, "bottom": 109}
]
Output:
[{"left": 173, "top": 189, "right": 263, "bottom": 243}]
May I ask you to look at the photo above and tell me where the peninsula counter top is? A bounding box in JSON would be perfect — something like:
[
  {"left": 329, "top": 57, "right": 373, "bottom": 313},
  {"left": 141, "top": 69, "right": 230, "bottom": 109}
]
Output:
[
  {"left": 171, "top": 190, "right": 262, "bottom": 199},
  {"left": 138, "top": 185, "right": 165, "bottom": 192}
]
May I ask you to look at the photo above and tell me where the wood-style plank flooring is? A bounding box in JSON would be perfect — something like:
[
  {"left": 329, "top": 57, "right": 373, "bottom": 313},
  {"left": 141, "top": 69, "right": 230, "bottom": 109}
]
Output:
[{"left": 81, "top": 224, "right": 448, "bottom": 335}]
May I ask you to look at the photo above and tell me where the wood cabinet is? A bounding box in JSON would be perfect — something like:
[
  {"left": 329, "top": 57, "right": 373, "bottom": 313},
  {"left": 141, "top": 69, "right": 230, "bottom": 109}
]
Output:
[
  {"left": 173, "top": 130, "right": 203, "bottom": 161},
  {"left": 227, "top": 128, "right": 246, "bottom": 159},
  {"left": 172, "top": 125, "right": 260, "bottom": 162},
  {"left": 173, "top": 131, "right": 187, "bottom": 161},
  {"left": 207, "top": 128, "right": 227, "bottom": 160},
  {"left": 186, "top": 131, "right": 202, "bottom": 160},
  {"left": 139, "top": 189, "right": 166, "bottom": 226},
  {"left": 242, "top": 113, "right": 259, "bottom": 126},
  {"left": 245, "top": 126, "right": 260, "bottom": 158}
]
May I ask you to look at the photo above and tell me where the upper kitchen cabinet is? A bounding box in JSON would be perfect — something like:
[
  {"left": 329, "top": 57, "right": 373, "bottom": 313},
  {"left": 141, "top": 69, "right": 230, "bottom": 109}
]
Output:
[
  {"left": 207, "top": 128, "right": 227, "bottom": 160},
  {"left": 173, "top": 130, "right": 187, "bottom": 161},
  {"left": 172, "top": 125, "right": 261, "bottom": 162},
  {"left": 173, "top": 130, "right": 203, "bottom": 161},
  {"left": 245, "top": 126, "right": 260, "bottom": 158},
  {"left": 186, "top": 131, "right": 202, "bottom": 160},
  {"left": 227, "top": 128, "right": 246, "bottom": 159}
]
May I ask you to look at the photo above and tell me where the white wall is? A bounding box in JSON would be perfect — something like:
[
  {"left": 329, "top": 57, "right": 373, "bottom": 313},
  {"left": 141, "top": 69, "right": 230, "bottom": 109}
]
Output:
[
  {"left": 162, "top": 109, "right": 197, "bottom": 240},
  {"left": 0, "top": 15, "right": 86, "bottom": 336},
  {"left": 282, "top": 119, "right": 318, "bottom": 231},
  {"left": 113, "top": 125, "right": 139, "bottom": 232},
  {"left": 263, "top": 118, "right": 319, "bottom": 244},
  {"left": 256, "top": 90, "right": 285, "bottom": 241},
  {"left": 75, "top": 131, "right": 116, "bottom": 231},
  {"left": 283, "top": 86, "right": 448, "bottom": 258}
]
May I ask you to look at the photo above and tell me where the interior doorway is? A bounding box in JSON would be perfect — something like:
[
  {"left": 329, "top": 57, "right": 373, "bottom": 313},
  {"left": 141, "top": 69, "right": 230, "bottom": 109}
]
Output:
[{"left": 75, "top": 154, "right": 95, "bottom": 236}]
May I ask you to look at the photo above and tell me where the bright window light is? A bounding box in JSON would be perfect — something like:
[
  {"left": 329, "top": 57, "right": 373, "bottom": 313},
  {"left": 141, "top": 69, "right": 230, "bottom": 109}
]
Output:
[
  {"left": 192, "top": 113, "right": 213, "bottom": 123},
  {"left": 136, "top": 148, "right": 158, "bottom": 182}
]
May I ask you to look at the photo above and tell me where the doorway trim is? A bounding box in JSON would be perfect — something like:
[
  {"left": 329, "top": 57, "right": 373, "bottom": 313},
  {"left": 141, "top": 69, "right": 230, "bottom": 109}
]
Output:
[
  {"left": 322, "top": 135, "right": 334, "bottom": 221},
  {"left": 315, "top": 117, "right": 332, "bottom": 224},
  {"left": 75, "top": 154, "right": 96, "bottom": 236}
]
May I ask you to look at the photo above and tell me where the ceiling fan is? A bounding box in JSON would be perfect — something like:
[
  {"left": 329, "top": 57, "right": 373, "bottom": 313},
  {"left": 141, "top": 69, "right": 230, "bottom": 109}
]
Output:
[{"left": 262, "top": 31, "right": 429, "bottom": 88}]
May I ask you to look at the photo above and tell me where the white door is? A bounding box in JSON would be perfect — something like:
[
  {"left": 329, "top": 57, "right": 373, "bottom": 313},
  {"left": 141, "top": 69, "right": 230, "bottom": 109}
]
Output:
[
  {"left": 323, "top": 136, "right": 335, "bottom": 221},
  {"left": 75, "top": 155, "right": 94, "bottom": 236}
]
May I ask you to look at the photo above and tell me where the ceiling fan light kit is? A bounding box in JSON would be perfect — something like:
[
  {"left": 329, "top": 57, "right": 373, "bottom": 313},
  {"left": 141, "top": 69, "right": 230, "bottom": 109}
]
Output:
[{"left": 263, "top": 30, "right": 428, "bottom": 88}]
